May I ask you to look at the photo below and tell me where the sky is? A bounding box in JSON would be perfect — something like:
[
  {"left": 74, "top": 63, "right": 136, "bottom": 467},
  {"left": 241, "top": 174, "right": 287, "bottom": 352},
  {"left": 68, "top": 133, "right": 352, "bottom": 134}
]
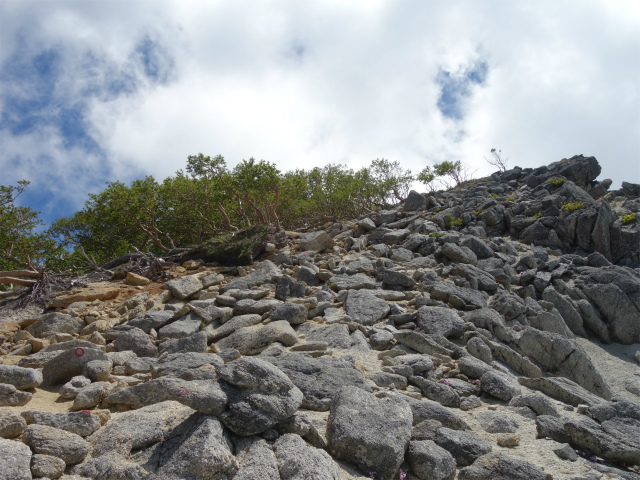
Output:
[{"left": 1, "top": 0, "right": 639, "bottom": 228}]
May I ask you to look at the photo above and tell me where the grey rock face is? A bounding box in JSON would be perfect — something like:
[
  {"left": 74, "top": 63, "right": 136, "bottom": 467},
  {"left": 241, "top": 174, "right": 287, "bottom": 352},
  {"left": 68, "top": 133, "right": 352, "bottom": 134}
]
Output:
[
  {"left": 88, "top": 400, "right": 194, "bottom": 458},
  {"left": 209, "top": 313, "right": 262, "bottom": 342},
  {"left": 150, "top": 352, "right": 223, "bottom": 380},
  {"left": 480, "top": 370, "right": 521, "bottom": 401},
  {"left": 519, "top": 377, "right": 606, "bottom": 407},
  {"left": 0, "top": 365, "right": 42, "bottom": 390},
  {"left": 82, "top": 360, "right": 112, "bottom": 382},
  {"left": 215, "top": 320, "right": 298, "bottom": 355},
  {"left": 489, "top": 290, "right": 525, "bottom": 320},
  {"left": 220, "top": 260, "right": 281, "bottom": 293},
  {"left": 460, "top": 236, "right": 494, "bottom": 260},
  {"left": 404, "top": 190, "right": 428, "bottom": 211},
  {"left": 275, "top": 433, "right": 341, "bottom": 480},
  {"left": 42, "top": 347, "right": 109, "bottom": 386},
  {"left": 327, "top": 386, "right": 412, "bottom": 480},
  {"left": 541, "top": 287, "right": 587, "bottom": 337},
  {"left": 234, "top": 439, "right": 280, "bottom": 480},
  {"left": 103, "top": 377, "right": 228, "bottom": 415},
  {"left": 217, "top": 357, "right": 303, "bottom": 436},
  {"left": 416, "top": 306, "right": 465, "bottom": 338},
  {"left": 458, "top": 452, "right": 547, "bottom": 480},
  {"left": 410, "top": 377, "right": 460, "bottom": 408},
  {"left": 300, "top": 230, "right": 333, "bottom": 251},
  {"left": 343, "top": 289, "right": 390, "bottom": 326},
  {"left": 434, "top": 427, "right": 492, "bottom": 466},
  {"left": 58, "top": 375, "right": 91, "bottom": 399},
  {"left": 27, "top": 312, "right": 85, "bottom": 338},
  {"left": 73, "top": 381, "right": 108, "bottom": 410},
  {"left": 0, "top": 410, "right": 27, "bottom": 438},
  {"left": 21, "top": 410, "right": 102, "bottom": 437},
  {"left": 466, "top": 337, "right": 493, "bottom": 363},
  {"left": 407, "top": 439, "right": 456, "bottom": 480},
  {"left": 112, "top": 326, "right": 158, "bottom": 357},
  {"left": 23, "top": 424, "right": 90, "bottom": 465},
  {"left": 402, "top": 396, "right": 470, "bottom": 430},
  {"left": 270, "top": 302, "right": 308, "bottom": 325},
  {"left": 165, "top": 274, "right": 203, "bottom": 299},
  {"left": 127, "top": 310, "right": 175, "bottom": 333},
  {"left": 509, "top": 393, "right": 558, "bottom": 416},
  {"left": 153, "top": 415, "right": 238, "bottom": 479},
  {"left": 30, "top": 453, "right": 66, "bottom": 479},
  {"left": 306, "top": 324, "right": 353, "bottom": 349},
  {"left": 276, "top": 275, "right": 307, "bottom": 300},
  {"left": 442, "top": 242, "right": 478, "bottom": 265},
  {"left": 328, "top": 273, "right": 377, "bottom": 290},
  {"left": 369, "top": 372, "right": 409, "bottom": 389},
  {"left": 158, "top": 330, "right": 208, "bottom": 355},
  {"left": 582, "top": 283, "right": 640, "bottom": 345},
  {"left": 430, "top": 282, "right": 487, "bottom": 308},
  {"left": 157, "top": 313, "right": 202, "bottom": 340},
  {"left": 477, "top": 411, "right": 520, "bottom": 433},
  {"left": 565, "top": 416, "right": 640, "bottom": 466},
  {"left": 379, "top": 269, "right": 416, "bottom": 288},
  {"left": 516, "top": 328, "right": 613, "bottom": 400},
  {"left": 266, "top": 353, "right": 372, "bottom": 411},
  {"left": 0, "top": 437, "right": 32, "bottom": 480}
]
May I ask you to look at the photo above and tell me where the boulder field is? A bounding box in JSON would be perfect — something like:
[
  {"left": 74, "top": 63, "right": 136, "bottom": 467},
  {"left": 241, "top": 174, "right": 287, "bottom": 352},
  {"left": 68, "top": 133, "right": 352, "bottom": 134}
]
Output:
[{"left": 0, "top": 155, "right": 639, "bottom": 479}]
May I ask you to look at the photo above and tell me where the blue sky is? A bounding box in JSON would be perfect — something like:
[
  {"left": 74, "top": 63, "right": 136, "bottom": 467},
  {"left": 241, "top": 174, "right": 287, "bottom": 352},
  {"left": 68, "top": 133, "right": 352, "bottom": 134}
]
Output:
[{"left": 1, "top": 0, "right": 639, "bottom": 228}]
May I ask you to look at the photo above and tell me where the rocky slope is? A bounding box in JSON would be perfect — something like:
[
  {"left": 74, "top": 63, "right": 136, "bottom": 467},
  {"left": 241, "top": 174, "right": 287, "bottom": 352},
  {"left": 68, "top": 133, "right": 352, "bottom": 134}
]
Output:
[{"left": 0, "top": 155, "right": 639, "bottom": 480}]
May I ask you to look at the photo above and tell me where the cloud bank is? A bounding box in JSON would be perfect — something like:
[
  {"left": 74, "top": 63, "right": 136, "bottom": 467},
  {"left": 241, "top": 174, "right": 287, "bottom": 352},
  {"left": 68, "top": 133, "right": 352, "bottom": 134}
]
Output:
[{"left": 1, "top": 0, "right": 638, "bottom": 225}]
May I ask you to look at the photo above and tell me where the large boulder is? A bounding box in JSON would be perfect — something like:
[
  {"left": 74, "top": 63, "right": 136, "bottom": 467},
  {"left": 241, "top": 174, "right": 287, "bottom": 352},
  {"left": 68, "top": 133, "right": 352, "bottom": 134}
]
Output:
[
  {"left": 407, "top": 439, "right": 456, "bottom": 480},
  {"left": 416, "top": 306, "right": 465, "bottom": 339},
  {"left": 434, "top": 427, "right": 492, "bottom": 466},
  {"left": 480, "top": 370, "right": 521, "bottom": 402},
  {"left": 220, "top": 260, "right": 281, "bottom": 293},
  {"left": 23, "top": 424, "right": 90, "bottom": 465},
  {"left": 217, "top": 358, "right": 303, "bottom": 436},
  {"left": 164, "top": 275, "right": 203, "bottom": 299},
  {"left": 21, "top": 410, "right": 102, "bottom": 437},
  {"left": 274, "top": 433, "right": 341, "bottom": 480},
  {"left": 343, "top": 289, "right": 390, "bottom": 326},
  {"left": 266, "top": 353, "right": 372, "bottom": 411},
  {"left": 27, "top": 313, "right": 85, "bottom": 338},
  {"left": 0, "top": 365, "right": 42, "bottom": 390},
  {"left": 0, "top": 437, "right": 32, "bottom": 480},
  {"left": 42, "top": 347, "right": 109, "bottom": 386},
  {"left": 112, "top": 327, "right": 158, "bottom": 357},
  {"left": 458, "top": 452, "right": 547, "bottom": 480},
  {"left": 327, "top": 386, "right": 412, "bottom": 480},
  {"left": 300, "top": 231, "right": 333, "bottom": 251},
  {"left": 215, "top": 320, "right": 298, "bottom": 355}
]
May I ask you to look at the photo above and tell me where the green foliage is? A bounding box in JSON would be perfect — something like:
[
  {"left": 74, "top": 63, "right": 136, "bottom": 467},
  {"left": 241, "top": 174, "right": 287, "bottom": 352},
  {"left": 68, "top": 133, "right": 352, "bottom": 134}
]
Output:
[
  {"left": 534, "top": 211, "right": 543, "bottom": 218},
  {"left": 547, "top": 177, "right": 566, "bottom": 186},
  {"left": 473, "top": 209, "right": 482, "bottom": 216},
  {"left": 0, "top": 181, "right": 69, "bottom": 272},
  {"left": 418, "top": 160, "right": 475, "bottom": 191},
  {"left": 433, "top": 207, "right": 442, "bottom": 213},
  {"left": 182, "top": 225, "right": 273, "bottom": 266},
  {"left": 428, "top": 232, "right": 445, "bottom": 238},
  {"left": 621, "top": 213, "right": 637, "bottom": 225},
  {"left": 560, "top": 201, "right": 583, "bottom": 212},
  {"left": 446, "top": 214, "right": 463, "bottom": 228},
  {"left": 506, "top": 195, "right": 516, "bottom": 202},
  {"left": 492, "top": 193, "right": 498, "bottom": 198}
]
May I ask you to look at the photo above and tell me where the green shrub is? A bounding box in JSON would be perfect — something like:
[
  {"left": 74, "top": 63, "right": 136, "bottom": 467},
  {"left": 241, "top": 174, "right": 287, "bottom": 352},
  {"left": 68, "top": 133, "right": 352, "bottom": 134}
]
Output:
[
  {"left": 428, "top": 232, "right": 446, "bottom": 238},
  {"left": 534, "top": 211, "right": 543, "bottom": 218},
  {"left": 491, "top": 193, "right": 498, "bottom": 198},
  {"left": 560, "top": 201, "right": 583, "bottom": 212},
  {"left": 621, "top": 213, "right": 636, "bottom": 225},
  {"left": 473, "top": 209, "right": 482, "bottom": 216},
  {"left": 433, "top": 207, "right": 442, "bottom": 213},
  {"left": 547, "top": 177, "right": 566, "bottom": 186},
  {"left": 446, "top": 214, "right": 463, "bottom": 228},
  {"left": 506, "top": 195, "right": 516, "bottom": 202}
]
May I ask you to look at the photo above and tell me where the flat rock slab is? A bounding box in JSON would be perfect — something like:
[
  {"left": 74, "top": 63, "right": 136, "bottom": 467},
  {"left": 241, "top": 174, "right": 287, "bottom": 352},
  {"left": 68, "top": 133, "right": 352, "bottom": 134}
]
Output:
[
  {"left": 518, "top": 376, "right": 607, "bottom": 407},
  {"left": 215, "top": 320, "right": 298, "bottom": 355},
  {"left": 158, "top": 314, "right": 202, "bottom": 340},
  {"left": 458, "top": 452, "right": 547, "bottom": 480},
  {"left": 151, "top": 352, "right": 223, "bottom": 380},
  {"left": 164, "top": 275, "right": 203, "bottom": 299},
  {"left": 27, "top": 312, "right": 86, "bottom": 338},
  {"left": 49, "top": 288, "right": 120, "bottom": 308},
  {"left": 220, "top": 260, "right": 281, "bottom": 293},
  {"left": 266, "top": 353, "right": 372, "bottom": 411},
  {"left": 327, "top": 386, "right": 412, "bottom": 480},
  {"left": 416, "top": 306, "right": 465, "bottom": 338},
  {"left": 344, "top": 289, "right": 390, "bottom": 325},
  {"left": 328, "top": 273, "right": 377, "bottom": 290},
  {"left": 430, "top": 282, "right": 487, "bottom": 309},
  {"left": 21, "top": 411, "right": 102, "bottom": 437},
  {"left": 127, "top": 310, "right": 175, "bottom": 334},
  {"left": 434, "top": 427, "right": 492, "bottom": 467}
]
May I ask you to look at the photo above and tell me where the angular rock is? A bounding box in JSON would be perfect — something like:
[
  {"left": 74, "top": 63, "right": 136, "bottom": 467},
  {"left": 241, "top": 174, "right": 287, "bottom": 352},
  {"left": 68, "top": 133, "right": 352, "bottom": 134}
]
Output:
[
  {"left": 30, "top": 453, "right": 66, "bottom": 479},
  {"left": 164, "top": 274, "right": 203, "bottom": 299},
  {"left": 266, "top": 353, "right": 372, "bottom": 411},
  {"left": 0, "top": 410, "right": 27, "bottom": 438},
  {"left": 519, "top": 376, "right": 606, "bottom": 407},
  {"left": 300, "top": 230, "right": 333, "bottom": 251},
  {"left": 327, "top": 386, "right": 412, "bottom": 480},
  {"left": 275, "top": 433, "right": 341, "bottom": 480},
  {"left": 150, "top": 352, "right": 223, "bottom": 380},
  {"left": 477, "top": 411, "right": 520, "bottom": 433},
  {"left": 434, "top": 427, "right": 492, "bottom": 466},
  {"left": 127, "top": 310, "right": 175, "bottom": 334},
  {"left": 23, "top": 424, "right": 90, "bottom": 465},
  {"left": 416, "top": 306, "right": 465, "bottom": 338},
  {"left": 407, "top": 439, "right": 456, "bottom": 480},
  {"left": 404, "top": 190, "right": 428, "bottom": 211},
  {"left": 215, "top": 320, "right": 298, "bottom": 355},
  {"left": 509, "top": 393, "right": 558, "bottom": 416},
  {"left": 21, "top": 410, "right": 102, "bottom": 437},
  {"left": 27, "top": 312, "right": 85, "bottom": 338},
  {"left": 113, "top": 327, "right": 158, "bottom": 357},
  {"left": 0, "top": 365, "right": 42, "bottom": 390},
  {"left": 458, "top": 452, "right": 547, "bottom": 480},
  {"left": 343, "top": 289, "right": 390, "bottom": 326},
  {"left": 157, "top": 313, "right": 202, "bottom": 340},
  {"left": 220, "top": 260, "right": 281, "bottom": 293},
  {"left": 480, "top": 370, "right": 521, "bottom": 401},
  {"left": 269, "top": 302, "right": 308, "bottom": 325},
  {"left": 158, "top": 330, "right": 208, "bottom": 355},
  {"left": 217, "top": 357, "right": 303, "bottom": 436},
  {"left": 430, "top": 282, "right": 487, "bottom": 308},
  {"left": 328, "top": 273, "right": 376, "bottom": 290},
  {"left": 42, "top": 347, "right": 109, "bottom": 386}
]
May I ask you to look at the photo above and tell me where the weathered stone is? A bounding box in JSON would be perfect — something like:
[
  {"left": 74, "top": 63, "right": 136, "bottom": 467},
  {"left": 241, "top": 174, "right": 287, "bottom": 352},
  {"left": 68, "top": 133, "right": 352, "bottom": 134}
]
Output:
[
  {"left": 217, "top": 357, "right": 303, "bottom": 436},
  {"left": 30, "top": 453, "right": 66, "bottom": 479},
  {"left": 158, "top": 331, "right": 208, "bottom": 355},
  {"left": 27, "top": 312, "right": 86, "bottom": 338},
  {"left": 112, "top": 326, "right": 158, "bottom": 357},
  {"left": 21, "top": 410, "right": 102, "bottom": 437},
  {"left": 165, "top": 274, "right": 203, "bottom": 299},
  {"left": 477, "top": 411, "right": 520, "bottom": 433},
  {"left": 0, "top": 410, "right": 27, "bottom": 438},
  {"left": 480, "top": 370, "right": 521, "bottom": 401},
  {"left": 0, "top": 365, "right": 42, "bottom": 390},
  {"left": 23, "top": 424, "right": 90, "bottom": 465},
  {"left": 157, "top": 313, "right": 202, "bottom": 340},
  {"left": 0, "top": 437, "right": 32, "bottom": 480},
  {"left": 215, "top": 320, "right": 298, "bottom": 355},
  {"left": 274, "top": 433, "right": 341, "bottom": 480},
  {"left": 405, "top": 190, "right": 428, "bottom": 211},
  {"left": 327, "top": 386, "right": 412, "bottom": 480},
  {"left": 434, "top": 427, "right": 492, "bottom": 466},
  {"left": 127, "top": 310, "right": 175, "bottom": 334},
  {"left": 519, "top": 377, "right": 606, "bottom": 407},
  {"left": 509, "top": 393, "right": 558, "bottom": 416},
  {"left": 266, "top": 353, "right": 372, "bottom": 411},
  {"left": 49, "top": 288, "right": 119, "bottom": 308},
  {"left": 407, "top": 439, "right": 456, "bottom": 480},
  {"left": 220, "top": 260, "right": 281, "bottom": 293},
  {"left": 416, "top": 306, "right": 465, "bottom": 338},
  {"left": 151, "top": 352, "right": 223, "bottom": 380},
  {"left": 430, "top": 282, "right": 487, "bottom": 308},
  {"left": 42, "top": 347, "right": 109, "bottom": 386},
  {"left": 300, "top": 230, "right": 333, "bottom": 251},
  {"left": 328, "top": 273, "right": 377, "bottom": 290},
  {"left": 458, "top": 452, "right": 547, "bottom": 480},
  {"left": 343, "top": 289, "right": 390, "bottom": 326},
  {"left": 269, "top": 302, "right": 308, "bottom": 325}
]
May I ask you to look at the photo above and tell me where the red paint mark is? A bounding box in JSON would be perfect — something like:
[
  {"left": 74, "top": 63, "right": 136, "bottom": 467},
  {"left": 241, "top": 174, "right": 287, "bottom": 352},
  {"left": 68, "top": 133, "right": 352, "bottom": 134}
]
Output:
[
  {"left": 81, "top": 410, "right": 91, "bottom": 415},
  {"left": 74, "top": 347, "right": 85, "bottom": 357},
  {"left": 175, "top": 387, "right": 191, "bottom": 398}
]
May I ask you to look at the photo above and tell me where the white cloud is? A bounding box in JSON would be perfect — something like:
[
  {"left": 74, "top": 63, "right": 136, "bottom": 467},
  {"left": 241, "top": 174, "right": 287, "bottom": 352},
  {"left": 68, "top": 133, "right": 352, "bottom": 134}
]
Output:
[{"left": 1, "top": 0, "right": 638, "bottom": 222}]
